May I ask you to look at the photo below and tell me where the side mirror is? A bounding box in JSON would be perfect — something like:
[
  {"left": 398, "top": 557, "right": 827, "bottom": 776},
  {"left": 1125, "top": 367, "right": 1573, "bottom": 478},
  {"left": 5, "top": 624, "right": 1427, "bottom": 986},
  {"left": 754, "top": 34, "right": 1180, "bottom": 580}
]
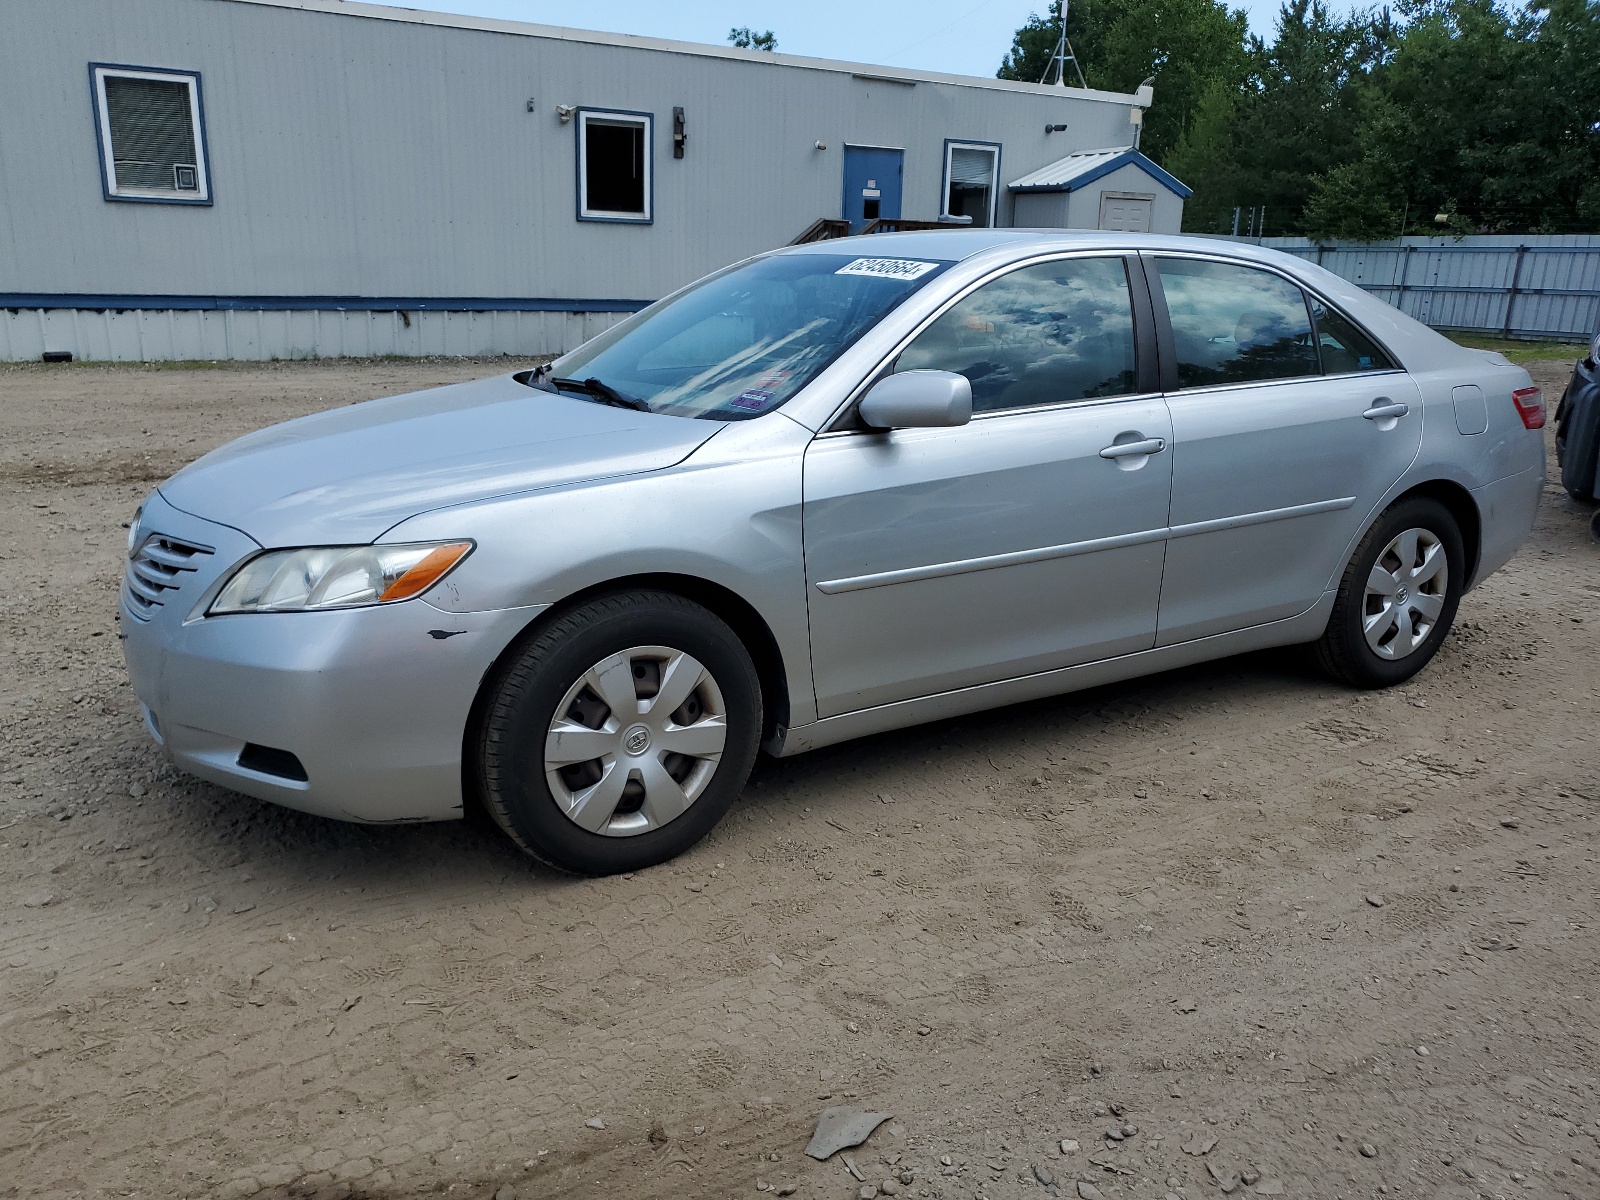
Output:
[{"left": 857, "top": 370, "right": 973, "bottom": 430}]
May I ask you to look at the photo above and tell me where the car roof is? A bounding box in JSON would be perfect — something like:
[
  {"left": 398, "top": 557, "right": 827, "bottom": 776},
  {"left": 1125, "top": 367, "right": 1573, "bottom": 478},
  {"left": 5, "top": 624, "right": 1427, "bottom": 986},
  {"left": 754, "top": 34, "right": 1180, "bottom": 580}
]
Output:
[
  {"left": 775, "top": 228, "right": 1471, "bottom": 380},
  {"left": 777, "top": 229, "right": 1290, "bottom": 265}
]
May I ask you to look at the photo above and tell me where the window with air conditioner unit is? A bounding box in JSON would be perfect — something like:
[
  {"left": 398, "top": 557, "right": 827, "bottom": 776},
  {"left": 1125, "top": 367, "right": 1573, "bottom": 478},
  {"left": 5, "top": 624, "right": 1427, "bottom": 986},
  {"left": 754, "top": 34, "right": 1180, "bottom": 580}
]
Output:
[
  {"left": 941, "top": 140, "right": 1000, "bottom": 228},
  {"left": 90, "top": 64, "right": 211, "bottom": 204}
]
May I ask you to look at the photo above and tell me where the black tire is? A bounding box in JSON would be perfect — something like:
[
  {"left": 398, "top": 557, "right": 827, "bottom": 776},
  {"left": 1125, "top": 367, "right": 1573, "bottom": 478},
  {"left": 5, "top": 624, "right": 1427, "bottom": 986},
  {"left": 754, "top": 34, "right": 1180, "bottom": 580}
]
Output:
[
  {"left": 476, "top": 590, "right": 762, "bottom": 874},
  {"left": 1313, "top": 497, "right": 1466, "bottom": 689}
]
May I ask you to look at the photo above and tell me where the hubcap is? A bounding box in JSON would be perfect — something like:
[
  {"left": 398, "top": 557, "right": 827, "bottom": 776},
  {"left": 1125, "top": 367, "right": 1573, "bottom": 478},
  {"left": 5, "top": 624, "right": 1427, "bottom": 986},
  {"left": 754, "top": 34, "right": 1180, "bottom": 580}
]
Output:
[
  {"left": 1362, "top": 527, "right": 1449, "bottom": 661},
  {"left": 544, "top": 645, "right": 727, "bottom": 837}
]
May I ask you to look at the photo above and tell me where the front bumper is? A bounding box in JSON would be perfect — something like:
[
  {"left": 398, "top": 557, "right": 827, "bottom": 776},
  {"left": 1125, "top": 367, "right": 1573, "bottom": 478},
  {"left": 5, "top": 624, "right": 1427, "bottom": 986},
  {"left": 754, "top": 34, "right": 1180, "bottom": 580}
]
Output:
[{"left": 120, "top": 493, "right": 545, "bottom": 823}]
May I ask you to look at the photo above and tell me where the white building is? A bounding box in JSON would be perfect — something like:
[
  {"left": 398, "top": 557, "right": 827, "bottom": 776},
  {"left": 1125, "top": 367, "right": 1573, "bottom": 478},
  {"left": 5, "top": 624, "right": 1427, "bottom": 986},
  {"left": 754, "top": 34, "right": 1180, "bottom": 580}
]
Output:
[{"left": 1, "top": 0, "right": 1190, "bottom": 361}]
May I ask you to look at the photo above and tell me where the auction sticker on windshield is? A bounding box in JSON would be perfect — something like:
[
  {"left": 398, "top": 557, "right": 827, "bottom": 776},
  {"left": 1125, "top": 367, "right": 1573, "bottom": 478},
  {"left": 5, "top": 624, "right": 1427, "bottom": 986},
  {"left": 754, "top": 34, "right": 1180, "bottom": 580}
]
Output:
[{"left": 834, "top": 258, "right": 941, "bottom": 280}]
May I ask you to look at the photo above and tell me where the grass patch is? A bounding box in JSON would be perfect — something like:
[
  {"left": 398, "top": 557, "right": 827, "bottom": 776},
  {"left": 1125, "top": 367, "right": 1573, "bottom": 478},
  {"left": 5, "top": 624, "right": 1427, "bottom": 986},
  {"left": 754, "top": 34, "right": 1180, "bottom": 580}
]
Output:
[{"left": 1444, "top": 331, "right": 1584, "bottom": 365}]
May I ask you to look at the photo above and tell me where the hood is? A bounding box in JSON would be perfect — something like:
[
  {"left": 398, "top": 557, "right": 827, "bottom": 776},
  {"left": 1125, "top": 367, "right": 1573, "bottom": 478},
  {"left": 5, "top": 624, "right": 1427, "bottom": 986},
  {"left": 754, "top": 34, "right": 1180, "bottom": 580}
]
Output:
[{"left": 159, "top": 374, "right": 723, "bottom": 546}]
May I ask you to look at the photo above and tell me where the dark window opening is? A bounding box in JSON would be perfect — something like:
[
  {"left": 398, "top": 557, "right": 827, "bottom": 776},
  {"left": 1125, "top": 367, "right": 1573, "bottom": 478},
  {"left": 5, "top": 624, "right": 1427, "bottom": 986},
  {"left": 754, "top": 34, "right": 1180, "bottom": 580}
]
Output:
[
  {"left": 583, "top": 116, "right": 648, "bottom": 217},
  {"left": 863, "top": 196, "right": 880, "bottom": 221},
  {"left": 946, "top": 182, "right": 992, "bottom": 226}
]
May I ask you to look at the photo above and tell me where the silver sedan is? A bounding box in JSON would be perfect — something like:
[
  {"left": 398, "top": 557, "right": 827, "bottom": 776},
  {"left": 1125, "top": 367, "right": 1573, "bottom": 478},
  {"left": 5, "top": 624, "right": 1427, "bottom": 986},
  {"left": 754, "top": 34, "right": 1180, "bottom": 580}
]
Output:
[{"left": 121, "top": 232, "right": 1545, "bottom": 873}]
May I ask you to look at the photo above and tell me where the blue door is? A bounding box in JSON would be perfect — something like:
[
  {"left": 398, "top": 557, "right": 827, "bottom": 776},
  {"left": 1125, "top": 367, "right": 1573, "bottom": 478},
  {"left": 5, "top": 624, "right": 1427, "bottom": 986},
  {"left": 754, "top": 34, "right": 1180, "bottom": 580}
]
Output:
[{"left": 842, "top": 146, "right": 904, "bottom": 233}]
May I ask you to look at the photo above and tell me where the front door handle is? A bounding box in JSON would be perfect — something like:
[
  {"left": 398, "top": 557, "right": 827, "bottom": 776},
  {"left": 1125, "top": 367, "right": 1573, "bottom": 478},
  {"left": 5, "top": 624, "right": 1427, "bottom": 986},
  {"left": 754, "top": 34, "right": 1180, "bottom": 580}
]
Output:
[
  {"left": 1362, "top": 399, "right": 1410, "bottom": 421},
  {"left": 1099, "top": 437, "right": 1167, "bottom": 459}
]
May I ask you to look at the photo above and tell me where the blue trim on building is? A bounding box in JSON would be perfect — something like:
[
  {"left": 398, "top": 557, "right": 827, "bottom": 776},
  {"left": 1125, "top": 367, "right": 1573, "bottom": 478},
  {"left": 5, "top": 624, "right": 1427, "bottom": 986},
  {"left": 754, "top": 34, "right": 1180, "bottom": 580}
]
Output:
[
  {"left": 89, "top": 63, "right": 215, "bottom": 207},
  {"left": 1, "top": 294, "right": 653, "bottom": 313},
  {"left": 1009, "top": 149, "right": 1193, "bottom": 199}
]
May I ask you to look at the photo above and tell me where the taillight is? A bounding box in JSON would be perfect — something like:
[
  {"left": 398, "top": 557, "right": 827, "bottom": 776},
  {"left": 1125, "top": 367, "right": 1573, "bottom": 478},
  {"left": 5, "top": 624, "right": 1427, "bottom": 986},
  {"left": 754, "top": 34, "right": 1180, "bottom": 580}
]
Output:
[{"left": 1512, "top": 386, "right": 1545, "bottom": 429}]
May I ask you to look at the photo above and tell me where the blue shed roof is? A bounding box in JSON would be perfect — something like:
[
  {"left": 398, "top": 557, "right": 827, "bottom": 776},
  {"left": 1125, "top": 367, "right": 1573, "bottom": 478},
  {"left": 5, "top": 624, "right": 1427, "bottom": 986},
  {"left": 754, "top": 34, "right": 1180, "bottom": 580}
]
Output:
[{"left": 1008, "top": 146, "right": 1192, "bottom": 199}]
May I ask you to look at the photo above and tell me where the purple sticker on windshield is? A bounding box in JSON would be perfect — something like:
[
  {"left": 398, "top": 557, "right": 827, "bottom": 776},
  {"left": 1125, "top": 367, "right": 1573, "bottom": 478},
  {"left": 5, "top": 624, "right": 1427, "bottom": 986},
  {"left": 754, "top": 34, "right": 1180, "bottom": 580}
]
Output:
[{"left": 732, "top": 389, "right": 774, "bottom": 410}]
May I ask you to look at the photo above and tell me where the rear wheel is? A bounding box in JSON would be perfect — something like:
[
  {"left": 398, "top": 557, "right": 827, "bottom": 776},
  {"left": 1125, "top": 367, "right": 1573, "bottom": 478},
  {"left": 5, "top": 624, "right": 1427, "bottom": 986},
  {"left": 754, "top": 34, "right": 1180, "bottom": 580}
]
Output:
[
  {"left": 1314, "top": 497, "right": 1465, "bottom": 688},
  {"left": 477, "top": 590, "right": 762, "bottom": 874}
]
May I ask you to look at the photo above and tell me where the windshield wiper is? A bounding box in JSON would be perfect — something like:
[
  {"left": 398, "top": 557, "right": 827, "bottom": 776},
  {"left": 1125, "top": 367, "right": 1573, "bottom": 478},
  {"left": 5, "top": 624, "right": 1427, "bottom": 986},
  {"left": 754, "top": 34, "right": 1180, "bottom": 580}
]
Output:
[{"left": 550, "top": 376, "right": 651, "bottom": 412}]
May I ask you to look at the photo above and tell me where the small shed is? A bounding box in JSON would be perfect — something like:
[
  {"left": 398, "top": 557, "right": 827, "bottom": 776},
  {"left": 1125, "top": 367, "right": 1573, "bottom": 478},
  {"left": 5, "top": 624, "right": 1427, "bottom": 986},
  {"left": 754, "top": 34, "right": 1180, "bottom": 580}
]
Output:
[{"left": 1009, "top": 146, "right": 1191, "bottom": 234}]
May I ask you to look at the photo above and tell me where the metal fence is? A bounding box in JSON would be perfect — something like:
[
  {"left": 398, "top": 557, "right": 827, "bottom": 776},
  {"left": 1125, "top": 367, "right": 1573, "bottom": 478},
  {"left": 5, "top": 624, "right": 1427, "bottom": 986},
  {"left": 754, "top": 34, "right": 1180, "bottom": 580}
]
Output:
[{"left": 1224, "top": 235, "right": 1600, "bottom": 343}]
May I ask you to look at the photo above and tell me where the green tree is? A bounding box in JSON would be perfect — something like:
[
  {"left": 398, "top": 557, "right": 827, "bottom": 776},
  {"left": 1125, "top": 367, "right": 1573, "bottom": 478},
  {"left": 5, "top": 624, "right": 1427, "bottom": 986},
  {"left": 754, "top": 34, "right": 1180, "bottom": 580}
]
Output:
[
  {"left": 1003, "top": 0, "right": 1600, "bottom": 238},
  {"left": 998, "top": 0, "right": 1251, "bottom": 161},
  {"left": 1242, "top": 1, "right": 1383, "bottom": 229},
  {"left": 1304, "top": 0, "right": 1600, "bottom": 239},
  {"left": 728, "top": 26, "right": 778, "bottom": 51},
  {"left": 1163, "top": 79, "right": 1243, "bottom": 231}
]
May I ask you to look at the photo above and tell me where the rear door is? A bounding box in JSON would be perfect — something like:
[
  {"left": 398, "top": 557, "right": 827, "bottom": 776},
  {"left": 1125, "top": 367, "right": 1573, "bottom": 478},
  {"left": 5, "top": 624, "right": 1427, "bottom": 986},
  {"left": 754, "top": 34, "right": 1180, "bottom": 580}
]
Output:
[{"left": 1148, "top": 254, "right": 1423, "bottom": 644}]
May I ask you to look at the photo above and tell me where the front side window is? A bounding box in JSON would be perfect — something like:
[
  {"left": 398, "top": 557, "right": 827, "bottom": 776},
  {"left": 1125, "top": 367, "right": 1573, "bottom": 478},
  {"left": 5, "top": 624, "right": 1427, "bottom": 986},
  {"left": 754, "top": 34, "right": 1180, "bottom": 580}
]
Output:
[
  {"left": 536, "top": 253, "right": 953, "bottom": 419},
  {"left": 894, "top": 256, "right": 1138, "bottom": 412},
  {"left": 1310, "top": 298, "right": 1394, "bottom": 373},
  {"left": 91, "top": 64, "right": 210, "bottom": 204},
  {"left": 942, "top": 141, "right": 1000, "bottom": 228},
  {"left": 1157, "top": 258, "right": 1318, "bottom": 388},
  {"left": 578, "top": 110, "right": 651, "bottom": 222}
]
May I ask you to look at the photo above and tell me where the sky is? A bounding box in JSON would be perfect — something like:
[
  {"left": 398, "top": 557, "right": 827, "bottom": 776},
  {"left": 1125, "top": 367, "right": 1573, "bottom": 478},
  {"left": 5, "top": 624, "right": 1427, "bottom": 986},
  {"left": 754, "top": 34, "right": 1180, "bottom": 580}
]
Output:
[{"left": 364, "top": 0, "right": 1310, "bottom": 80}]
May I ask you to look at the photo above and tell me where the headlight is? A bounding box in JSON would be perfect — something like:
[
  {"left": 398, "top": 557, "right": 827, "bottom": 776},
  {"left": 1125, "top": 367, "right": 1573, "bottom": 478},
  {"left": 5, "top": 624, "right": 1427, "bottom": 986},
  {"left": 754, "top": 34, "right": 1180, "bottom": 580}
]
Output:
[
  {"left": 208, "top": 541, "right": 473, "bottom": 614},
  {"left": 127, "top": 505, "right": 143, "bottom": 556}
]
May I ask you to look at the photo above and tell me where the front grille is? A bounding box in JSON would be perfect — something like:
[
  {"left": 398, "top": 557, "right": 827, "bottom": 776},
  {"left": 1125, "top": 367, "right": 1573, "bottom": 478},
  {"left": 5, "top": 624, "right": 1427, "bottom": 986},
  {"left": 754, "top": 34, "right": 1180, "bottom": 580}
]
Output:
[{"left": 124, "top": 533, "right": 214, "bottom": 617}]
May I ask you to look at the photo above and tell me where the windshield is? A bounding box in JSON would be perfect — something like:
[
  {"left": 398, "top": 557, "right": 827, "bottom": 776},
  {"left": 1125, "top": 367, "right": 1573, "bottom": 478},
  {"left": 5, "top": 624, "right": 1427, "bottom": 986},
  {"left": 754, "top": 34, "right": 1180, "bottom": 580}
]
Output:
[{"left": 534, "top": 252, "right": 954, "bottom": 420}]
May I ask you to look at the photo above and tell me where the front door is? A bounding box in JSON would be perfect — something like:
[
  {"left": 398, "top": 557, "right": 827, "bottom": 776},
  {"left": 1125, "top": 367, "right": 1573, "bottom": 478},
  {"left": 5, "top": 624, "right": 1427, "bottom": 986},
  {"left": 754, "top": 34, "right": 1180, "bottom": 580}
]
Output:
[
  {"left": 842, "top": 146, "right": 903, "bottom": 233},
  {"left": 1148, "top": 254, "right": 1424, "bottom": 645},
  {"left": 803, "top": 254, "right": 1172, "bottom": 718}
]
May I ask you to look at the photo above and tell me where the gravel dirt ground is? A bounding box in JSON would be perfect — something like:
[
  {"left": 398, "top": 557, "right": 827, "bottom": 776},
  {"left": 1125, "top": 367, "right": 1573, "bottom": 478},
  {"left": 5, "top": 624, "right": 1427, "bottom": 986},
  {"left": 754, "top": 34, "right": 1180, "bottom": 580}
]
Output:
[{"left": 2, "top": 357, "right": 1598, "bottom": 1200}]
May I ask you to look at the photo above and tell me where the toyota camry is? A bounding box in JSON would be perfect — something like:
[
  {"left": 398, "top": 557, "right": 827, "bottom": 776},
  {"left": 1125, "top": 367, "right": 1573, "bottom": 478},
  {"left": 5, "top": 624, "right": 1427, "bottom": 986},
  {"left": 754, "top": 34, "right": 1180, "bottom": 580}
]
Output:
[{"left": 120, "top": 232, "right": 1545, "bottom": 873}]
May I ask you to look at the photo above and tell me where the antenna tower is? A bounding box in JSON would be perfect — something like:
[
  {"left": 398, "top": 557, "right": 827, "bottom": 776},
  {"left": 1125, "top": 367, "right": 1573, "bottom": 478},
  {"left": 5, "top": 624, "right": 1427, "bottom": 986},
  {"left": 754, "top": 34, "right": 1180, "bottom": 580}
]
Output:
[{"left": 1040, "top": 0, "right": 1088, "bottom": 89}]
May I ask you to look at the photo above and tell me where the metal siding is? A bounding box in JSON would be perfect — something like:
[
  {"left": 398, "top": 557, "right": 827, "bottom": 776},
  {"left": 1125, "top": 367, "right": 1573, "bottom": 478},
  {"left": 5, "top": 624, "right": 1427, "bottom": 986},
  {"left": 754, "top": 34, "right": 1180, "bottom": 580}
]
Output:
[
  {"left": 0, "top": 305, "right": 631, "bottom": 361},
  {"left": 3, "top": 0, "right": 1144, "bottom": 308},
  {"left": 1255, "top": 236, "right": 1600, "bottom": 341}
]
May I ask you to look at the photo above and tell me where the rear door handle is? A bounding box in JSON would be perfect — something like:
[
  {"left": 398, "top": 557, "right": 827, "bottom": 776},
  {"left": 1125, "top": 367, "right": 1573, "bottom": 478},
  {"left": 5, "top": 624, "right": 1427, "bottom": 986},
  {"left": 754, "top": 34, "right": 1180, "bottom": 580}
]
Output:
[
  {"left": 1362, "top": 399, "right": 1410, "bottom": 420},
  {"left": 1099, "top": 437, "right": 1167, "bottom": 459}
]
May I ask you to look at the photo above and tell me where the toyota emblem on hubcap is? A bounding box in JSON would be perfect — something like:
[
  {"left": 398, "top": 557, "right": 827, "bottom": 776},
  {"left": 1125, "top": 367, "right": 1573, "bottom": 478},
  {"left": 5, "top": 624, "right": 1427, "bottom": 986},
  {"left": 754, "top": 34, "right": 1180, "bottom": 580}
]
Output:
[
  {"left": 623, "top": 725, "right": 652, "bottom": 755},
  {"left": 1395, "top": 584, "right": 1409, "bottom": 603}
]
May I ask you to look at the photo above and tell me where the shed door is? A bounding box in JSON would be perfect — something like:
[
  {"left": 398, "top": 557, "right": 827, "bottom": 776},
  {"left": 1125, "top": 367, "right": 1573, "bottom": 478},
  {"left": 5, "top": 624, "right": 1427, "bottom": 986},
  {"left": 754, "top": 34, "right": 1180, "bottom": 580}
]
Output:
[
  {"left": 842, "top": 146, "right": 904, "bottom": 233},
  {"left": 1099, "top": 192, "right": 1154, "bottom": 232}
]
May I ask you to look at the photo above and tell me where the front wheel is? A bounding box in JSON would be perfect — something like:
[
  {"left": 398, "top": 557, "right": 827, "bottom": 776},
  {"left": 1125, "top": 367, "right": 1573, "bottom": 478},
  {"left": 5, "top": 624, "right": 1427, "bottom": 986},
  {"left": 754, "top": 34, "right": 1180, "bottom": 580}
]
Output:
[
  {"left": 1314, "top": 497, "right": 1465, "bottom": 688},
  {"left": 477, "top": 591, "right": 762, "bottom": 874}
]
